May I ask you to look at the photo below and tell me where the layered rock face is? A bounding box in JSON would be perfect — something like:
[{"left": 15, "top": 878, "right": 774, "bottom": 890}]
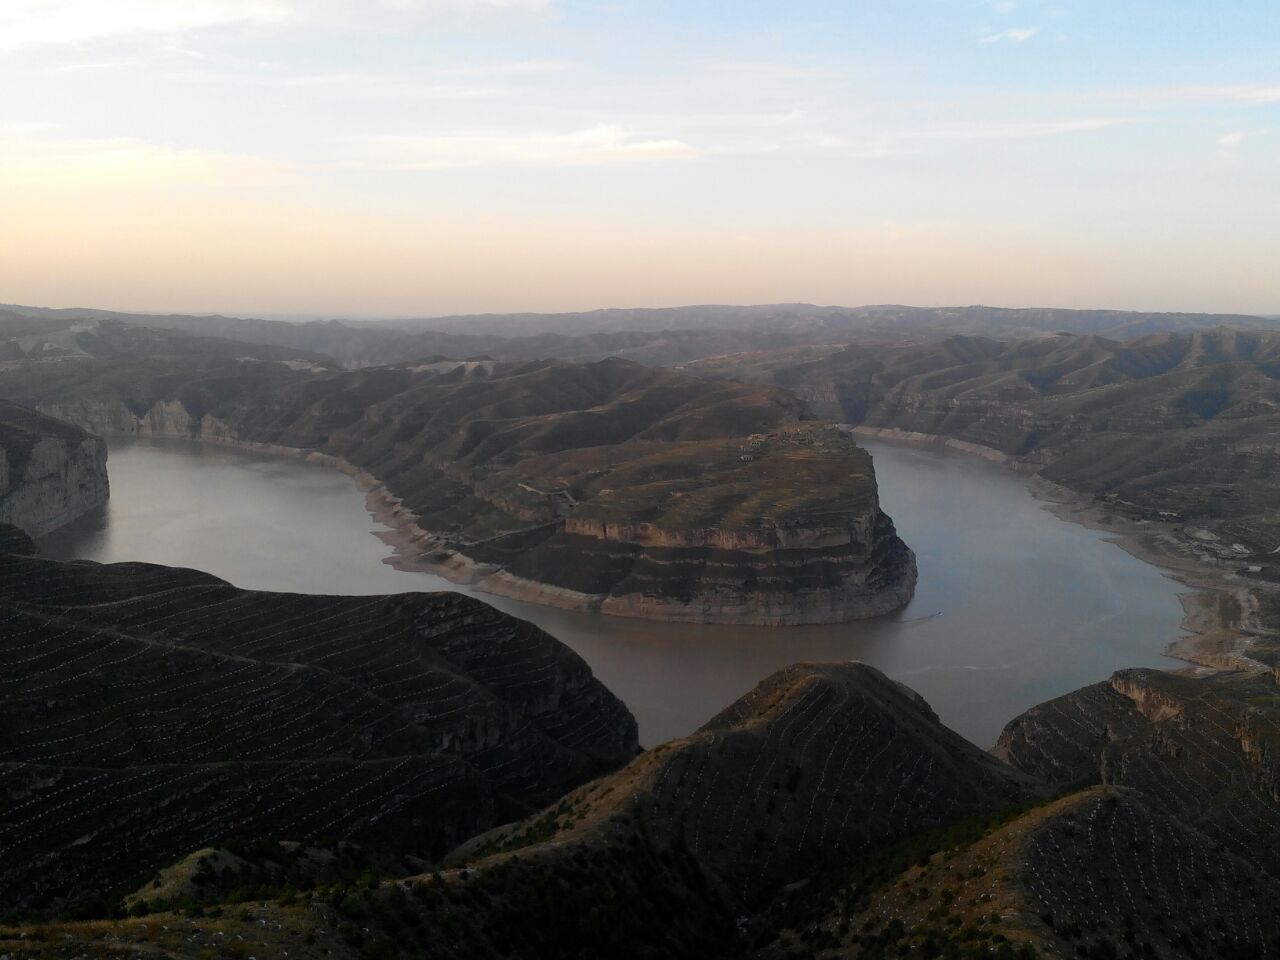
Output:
[
  {"left": 0, "top": 532, "right": 637, "bottom": 911},
  {"left": 0, "top": 400, "right": 108, "bottom": 537},
  {"left": 0, "top": 356, "right": 916, "bottom": 625}
]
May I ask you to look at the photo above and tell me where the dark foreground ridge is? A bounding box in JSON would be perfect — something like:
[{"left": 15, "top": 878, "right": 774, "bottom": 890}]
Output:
[
  {"left": 4, "top": 593, "right": 1279, "bottom": 958},
  {"left": 0, "top": 524, "right": 637, "bottom": 913}
]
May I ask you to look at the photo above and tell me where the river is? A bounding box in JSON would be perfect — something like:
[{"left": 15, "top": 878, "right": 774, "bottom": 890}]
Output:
[{"left": 38, "top": 436, "right": 1186, "bottom": 748}]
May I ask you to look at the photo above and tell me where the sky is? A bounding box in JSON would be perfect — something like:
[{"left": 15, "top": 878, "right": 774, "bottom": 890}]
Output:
[{"left": 1, "top": 0, "right": 1277, "bottom": 318}]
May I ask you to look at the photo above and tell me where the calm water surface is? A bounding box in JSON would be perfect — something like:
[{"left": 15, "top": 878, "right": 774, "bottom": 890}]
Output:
[{"left": 39, "top": 437, "right": 1186, "bottom": 748}]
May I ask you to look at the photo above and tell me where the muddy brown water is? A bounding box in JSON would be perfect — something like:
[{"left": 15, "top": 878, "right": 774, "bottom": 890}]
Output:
[{"left": 39, "top": 436, "right": 1185, "bottom": 748}]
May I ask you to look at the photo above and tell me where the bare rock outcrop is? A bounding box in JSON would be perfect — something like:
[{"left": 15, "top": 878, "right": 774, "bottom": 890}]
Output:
[{"left": 0, "top": 400, "right": 108, "bottom": 537}]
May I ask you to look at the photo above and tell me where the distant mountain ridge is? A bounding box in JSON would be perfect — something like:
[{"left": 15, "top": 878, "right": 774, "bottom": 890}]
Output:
[
  {"left": 387, "top": 302, "right": 1279, "bottom": 339},
  {"left": 4, "top": 301, "right": 1276, "bottom": 369}
]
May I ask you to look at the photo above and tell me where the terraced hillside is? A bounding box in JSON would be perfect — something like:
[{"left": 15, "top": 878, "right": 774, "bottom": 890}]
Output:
[
  {"left": 0, "top": 525, "right": 637, "bottom": 914},
  {"left": 755, "top": 667, "right": 1280, "bottom": 959},
  {"left": 996, "top": 667, "right": 1280, "bottom": 877},
  {"left": 2, "top": 663, "right": 1033, "bottom": 959},
  {"left": 758, "top": 786, "right": 1280, "bottom": 960},
  {"left": 455, "top": 662, "right": 1035, "bottom": 899},
  {"left": 0, "top": 354, "right": 915, "bottom": 624},
  {"left": 414, "top": 666, "right": 1279, "bottom": 960},
  {"left": 4, "top": 662, "right": 1279, "bottom": 959}
]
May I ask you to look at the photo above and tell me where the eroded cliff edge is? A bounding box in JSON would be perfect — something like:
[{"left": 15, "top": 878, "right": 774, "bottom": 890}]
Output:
[
  {"left": 5, "top": 357, "right": 916, "bottom": 625},
  {"left": 0, "top": 399, "right": 108, "bottom": 537}
]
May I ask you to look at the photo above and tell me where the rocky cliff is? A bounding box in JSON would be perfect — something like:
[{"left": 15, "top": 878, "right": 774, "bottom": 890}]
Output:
[
  {"left": 0, "top": 356, "right": 916, "bottom": 625},
  {"left": 0, "top": 400, "right": 108, "bottom": 537}
]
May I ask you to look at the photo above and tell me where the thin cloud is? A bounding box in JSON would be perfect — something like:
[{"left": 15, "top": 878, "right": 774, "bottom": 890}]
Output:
[
  {"left": 0, "top": 0, "right": 552, "bottom": 49},
  {"left": 48, "top": 60, "right": 141, "bottom": 73},
  {"left": 807, "top": 118, "right": 1128, "bottom": 161},
  {"left": 0, "top": 1, "right": 290, "bottom": 50},
  {"left": 0, "top": 133, "right": 288, "bottom": 188},
  {"left": 277, "top": 72, "right": 503, "bottom": 100},
  {"left": 1217, "top": 130, "right": 1268, "bottom": 157},
  {"left": 443, "top": 59, "right": 568, "bottom": 78},
  {"left": 909, "top": 118, "right": 1125, "bottom": 140},
  {"left": 4, "top": 121, "right": 62, "bottom": 136},
  {"left": 706, "top": 61, "right": 847, "bottom": 83},
  {"left": 355, "top": 124, "right": 697, "bottom": 169},
  {"left": 980, "top": 26, "right": 1040, "bottom": 43},
  {"left": 273, "top": 60, "right": 568, "bottom": 98},
  {"left": 1187, "top": 84, "right": 1280, "bottom": 103},
  {"left": 381, "top": 0, "right": 551, "bottom": 9}
]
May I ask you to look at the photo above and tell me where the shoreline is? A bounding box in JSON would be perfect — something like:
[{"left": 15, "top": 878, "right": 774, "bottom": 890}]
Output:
[
  {"left": 102, "top": 429, "right": 918, "bottom": 627},
  {"left": 89, "top": 425, "right": 1249, "bottom": 650},
  {"left": 851, "top": 425, "right": 1264, "bottom": 674}
]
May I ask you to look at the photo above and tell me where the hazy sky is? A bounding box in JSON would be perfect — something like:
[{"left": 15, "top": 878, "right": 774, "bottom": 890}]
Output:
[{"left": 2, "top": 0, "right": 1277, "bottom": 318}]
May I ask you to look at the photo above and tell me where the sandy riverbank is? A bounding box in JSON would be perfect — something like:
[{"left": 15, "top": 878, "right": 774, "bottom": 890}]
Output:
[
  {"left": 289, "top": 425, "right": 1257, "bottom": 649},
  {"left": 1028, "top": 479, "right": 1262, "bottom": 672},
  {"left": 851, "top": 425, "right": 1265, "bottom": 673}
]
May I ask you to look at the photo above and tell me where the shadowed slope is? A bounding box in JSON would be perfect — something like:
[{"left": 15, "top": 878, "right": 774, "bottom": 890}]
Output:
[
  {"left": 995, "top": 667, "right": 1280, "bottom": 878},
  {"left": 0, "top": 530, "right": 637, "bottom": 913},
  {"left": 193, "top": 662, "right": 1033, "bottom": 960},
  {"left": 758, "top": 786, "right": 1280, "bottom": 959}
]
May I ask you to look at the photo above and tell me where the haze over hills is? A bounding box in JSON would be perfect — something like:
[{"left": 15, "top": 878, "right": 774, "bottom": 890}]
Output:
[
  {"left": 0, "top": 311, "right": 331, "bottom": 366},
  {"left": 4, "top": 302, "right": 1277, "bottom": 371},
  {"left": 386, "top": 303, "right": 1280, "bottom": 340}
]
